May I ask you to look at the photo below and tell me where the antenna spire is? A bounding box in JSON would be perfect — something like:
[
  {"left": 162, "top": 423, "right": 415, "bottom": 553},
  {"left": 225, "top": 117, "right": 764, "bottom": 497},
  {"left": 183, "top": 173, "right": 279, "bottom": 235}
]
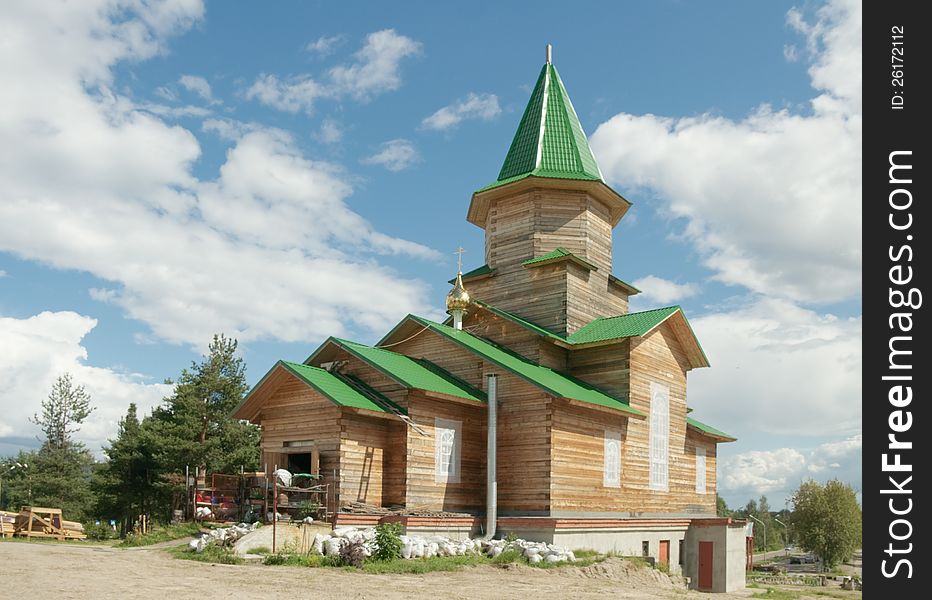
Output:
[{"left": 546, "top": 44, "right": 552, "bottom": 64}]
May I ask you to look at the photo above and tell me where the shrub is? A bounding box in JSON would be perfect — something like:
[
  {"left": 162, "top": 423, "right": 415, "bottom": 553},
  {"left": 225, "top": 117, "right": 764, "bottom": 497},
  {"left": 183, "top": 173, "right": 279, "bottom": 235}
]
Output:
[
  {"left": 291, "top": 500, "right": 320, "bottom": 521},
  {"left": 338, "top": 539, "right": 368, "bottom": 568},
  {"left": 491, "top": 548, "right": 523, "bottom": 565},
  {"left": 84, "top": 522, "right": 117, "bottom": 541},
  {"left": 373, "top": 522, "right": 403, "bottom": 561}
]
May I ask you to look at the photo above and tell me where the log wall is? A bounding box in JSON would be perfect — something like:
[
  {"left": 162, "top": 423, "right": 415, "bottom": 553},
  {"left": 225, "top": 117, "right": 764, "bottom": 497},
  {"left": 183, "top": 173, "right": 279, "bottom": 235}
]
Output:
[{"left": 404, "top": 394, "right": 487, "bottom": 511}]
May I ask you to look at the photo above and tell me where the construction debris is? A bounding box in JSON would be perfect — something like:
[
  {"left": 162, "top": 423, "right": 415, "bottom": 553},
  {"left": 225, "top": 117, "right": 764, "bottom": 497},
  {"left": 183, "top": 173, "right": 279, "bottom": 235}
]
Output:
[
  {"left": 339, "top": 501, "right": 471, "bottom": 518},
  {"left": 188, "top": 522, "right": 261, "bottom": 553},
  {"left": 299, "top": 526, "right": 576, "bottom": 563}
]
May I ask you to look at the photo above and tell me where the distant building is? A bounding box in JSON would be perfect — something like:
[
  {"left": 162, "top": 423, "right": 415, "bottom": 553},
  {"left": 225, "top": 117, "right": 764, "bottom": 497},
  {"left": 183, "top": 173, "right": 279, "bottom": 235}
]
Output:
[{"left": 235, "top": 47, "right": 746, "bottom": 592}]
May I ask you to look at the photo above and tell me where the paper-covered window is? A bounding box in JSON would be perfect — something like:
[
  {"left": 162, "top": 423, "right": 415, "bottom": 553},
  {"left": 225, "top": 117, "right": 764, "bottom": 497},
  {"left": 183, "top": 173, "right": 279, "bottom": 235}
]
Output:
[
  {"left": 695, "top": 447, "right": 707, "bottom": 494},
  {"left": 434, "top": 418, "right": 462, "bottom": 482},
  {"left": 649, "top": 382, "right": 670, "bottom": 491},
  {"left": 604, "top": 430, "right": 621, "bottom": 488}
]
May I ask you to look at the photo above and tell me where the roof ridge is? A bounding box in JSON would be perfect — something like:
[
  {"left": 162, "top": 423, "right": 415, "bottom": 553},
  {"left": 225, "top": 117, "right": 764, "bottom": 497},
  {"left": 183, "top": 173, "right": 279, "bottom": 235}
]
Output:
[{"left": 596, "top": 305, "right": 681, "bottom": 321}]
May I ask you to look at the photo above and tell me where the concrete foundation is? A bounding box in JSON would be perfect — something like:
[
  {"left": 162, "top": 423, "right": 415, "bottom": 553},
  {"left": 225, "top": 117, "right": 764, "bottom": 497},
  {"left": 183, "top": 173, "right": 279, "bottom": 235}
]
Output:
[{"left": 333, "top": 513, "right": 747, "bottom": 591}]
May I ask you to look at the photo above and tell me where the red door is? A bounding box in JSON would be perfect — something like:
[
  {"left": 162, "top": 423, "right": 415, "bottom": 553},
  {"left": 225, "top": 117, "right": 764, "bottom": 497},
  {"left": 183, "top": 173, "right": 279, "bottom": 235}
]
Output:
[
  {"left": 698, "top": 541, "right": 714, "bottom": 591},
  {"left": 659, "top": 540, "right": 670, "bottom": 567}
]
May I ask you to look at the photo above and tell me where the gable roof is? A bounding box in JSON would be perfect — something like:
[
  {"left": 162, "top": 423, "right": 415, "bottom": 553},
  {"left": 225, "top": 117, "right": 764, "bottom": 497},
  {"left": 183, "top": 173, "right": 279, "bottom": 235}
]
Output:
[
  {"left": 322, "top": 337, "right": 485, "bottom": 403},
  {"left": 522, "top": 247, "right": 599, "bottom": 271},
  {"left": 567, "top": 306, "right": 710, "bottom": 368},
  {"left": 447, "top": 264, "right": 495, "bottom": 284},
  {"left": 687, "top": 417, "right": 737, "bottom": 442},
  {"left": 473, "top": 299, "right": 566, "bottom": 344},
  {"left": 467, "top": 301, "right": 707, "bottom": 368},
  {"left": 233, "top": 360, "right": 401, "bottom": 421},
  {"left": 481, "top": 63, "right": 602, "bottom": 193},
  {"left": 566, "top": 306, "right": 680, "bottom": 344},
  {"left": 407, "top": 315, "right": 644, "bottom": 418}
]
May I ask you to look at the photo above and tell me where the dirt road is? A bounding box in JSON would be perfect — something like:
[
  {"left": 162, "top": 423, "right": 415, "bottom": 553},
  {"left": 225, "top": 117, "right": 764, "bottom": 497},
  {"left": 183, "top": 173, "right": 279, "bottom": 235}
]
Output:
[{"left": 0, "top": 540, "right": 757, "bottom": 600}]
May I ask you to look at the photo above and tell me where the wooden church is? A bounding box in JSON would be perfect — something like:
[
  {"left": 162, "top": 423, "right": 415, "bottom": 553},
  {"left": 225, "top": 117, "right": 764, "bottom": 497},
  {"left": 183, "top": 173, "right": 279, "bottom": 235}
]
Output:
[{"left": 234, "top": 47, "right": 746, "bottom": 592}]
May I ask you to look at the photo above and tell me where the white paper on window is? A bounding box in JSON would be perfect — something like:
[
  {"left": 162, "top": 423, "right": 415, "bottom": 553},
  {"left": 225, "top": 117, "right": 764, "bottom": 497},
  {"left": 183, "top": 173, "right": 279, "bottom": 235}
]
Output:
[
  {"left": 695, "top": 447, "right": 707, "bottom": 494},
  {"left": 604, "top": 430, "right": 621, "bottom": 488},
  {"left": 434, "top": 418, "right": 462, "bottom": 482},
  {"left": 649, "top": 382, "right": 670, "bottom": 491}
]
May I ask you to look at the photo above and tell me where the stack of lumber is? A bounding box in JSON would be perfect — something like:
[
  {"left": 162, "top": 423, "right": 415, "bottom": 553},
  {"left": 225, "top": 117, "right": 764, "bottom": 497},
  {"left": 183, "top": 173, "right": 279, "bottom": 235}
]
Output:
[
  {"left": 62, "top": 519, "right": 87, "bottom": 540},
  {"left": 13, "top": 506, "right": 86, "bottom": 540},
  {"left": 339, "top": 501, "right": 470, "bottom": 518},
  {"left": 0, "top": 510, "right": 17, "bottom": 538}
]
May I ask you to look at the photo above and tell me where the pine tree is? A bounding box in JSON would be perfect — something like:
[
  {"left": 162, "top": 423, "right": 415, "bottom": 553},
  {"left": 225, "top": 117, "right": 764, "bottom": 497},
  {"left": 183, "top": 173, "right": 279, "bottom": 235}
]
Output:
[
  {"left": 95, "top": 404, "right": 161, "bottom": 533},
  {"left": 148, "top": 334, "right": 259, "bottom": 475},
  {"left": 6, "top": 374, "right": 97, "bottom": 520}
]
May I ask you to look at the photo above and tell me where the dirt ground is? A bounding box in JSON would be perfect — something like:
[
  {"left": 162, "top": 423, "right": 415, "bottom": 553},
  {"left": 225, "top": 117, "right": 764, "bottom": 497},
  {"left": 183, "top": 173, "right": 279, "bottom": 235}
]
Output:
[{"left": 1, "top": 539, "right": 762, "bottom": 600}]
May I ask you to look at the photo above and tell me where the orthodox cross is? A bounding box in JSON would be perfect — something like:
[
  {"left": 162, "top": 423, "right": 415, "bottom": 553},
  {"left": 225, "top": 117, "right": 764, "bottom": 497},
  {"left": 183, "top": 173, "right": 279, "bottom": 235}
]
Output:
[{"left": 454, "top": 246, "right": 466, "bottom": 273}]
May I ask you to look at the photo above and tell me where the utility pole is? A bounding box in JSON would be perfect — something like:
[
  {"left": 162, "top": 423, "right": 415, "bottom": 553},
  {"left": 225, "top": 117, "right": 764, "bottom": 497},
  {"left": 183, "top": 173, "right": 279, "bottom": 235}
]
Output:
[
  {"left": 773, "top": 516, "right": 789, "bottom": 552},
  {"left": 748, "top": 513, "right": 767, "bottom": 553}
]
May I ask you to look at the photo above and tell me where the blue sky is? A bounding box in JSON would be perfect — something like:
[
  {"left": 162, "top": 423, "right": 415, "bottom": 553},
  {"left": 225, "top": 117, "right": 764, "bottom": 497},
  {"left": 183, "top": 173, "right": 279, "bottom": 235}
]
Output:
[{"left": 0, "top": 0, "right": 861, "bottom": 508}]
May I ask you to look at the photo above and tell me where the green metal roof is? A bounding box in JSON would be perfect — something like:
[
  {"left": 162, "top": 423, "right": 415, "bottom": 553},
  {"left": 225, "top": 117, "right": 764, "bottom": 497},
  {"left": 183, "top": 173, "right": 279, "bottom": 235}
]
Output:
[
  {"left": 278, "top": 360, "right": 399, "bottom": 413},
  {"left": 687, "top": 417, "right": 736, "bottom": 442},
  {"left": 608, "top": 274, "right": 641, "bottom": 294},
  {"left": 480, "top": 62, "right": 602, "bottom": 192},
  {"left": 330, "top": 338, "right": 485, "bottom": 403},
  {"left": 473, "top": 300, "right": 565, "bottom": 343},
  {"left": 408, "top": 315, "right": 644, "bottom": 418},
  {"left": 566, "top": 306, "right": 681, "bottom": 345},
  {"left": 522, "top": 247, "right": 598, "bottom": 270},
  {"left": 447, "top": 264, "right": 494, "bottom": 284}
]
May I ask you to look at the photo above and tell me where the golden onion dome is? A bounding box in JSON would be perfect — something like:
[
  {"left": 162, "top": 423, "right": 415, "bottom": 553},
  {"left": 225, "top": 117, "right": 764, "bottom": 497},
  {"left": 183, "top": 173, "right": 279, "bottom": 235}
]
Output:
[{"left": 445, "top": 272, "right": 471, "bottom": 313}]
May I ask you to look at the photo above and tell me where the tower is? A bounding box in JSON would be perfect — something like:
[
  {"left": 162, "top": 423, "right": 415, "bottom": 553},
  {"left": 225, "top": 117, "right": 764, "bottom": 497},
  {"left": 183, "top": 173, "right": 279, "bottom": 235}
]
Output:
[{"left": 464, "top": 46, "right": 637, "bottom": 335}]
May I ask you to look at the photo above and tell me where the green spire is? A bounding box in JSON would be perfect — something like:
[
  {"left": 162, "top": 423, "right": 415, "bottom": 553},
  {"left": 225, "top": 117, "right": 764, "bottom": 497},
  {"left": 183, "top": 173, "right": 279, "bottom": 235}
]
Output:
[{"left": 482, "top": 60, "right": 603, "bottom": 191}]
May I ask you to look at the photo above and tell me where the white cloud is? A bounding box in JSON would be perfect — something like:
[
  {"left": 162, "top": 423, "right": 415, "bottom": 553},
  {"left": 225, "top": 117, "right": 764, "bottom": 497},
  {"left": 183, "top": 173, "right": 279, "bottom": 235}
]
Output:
[
  {"left": 201, "top": 117, "right": 261, "bottom": 141},
  {"left": 630, "top": 275, "right": 697, "bottom": 304},
  {"left": 422, "top": 93, "right": 501, "bottom": 131},
  {"left": 328, "top": 29, "right": 421, "bottom": 100},
  {"left": 0, "top": 311, "right": 170, "bottom": 453},
  {"left": 245, "top": 74, "right": 324, "bottom": 113},
  {"left": 316, "top": 119, "right": 343, "bottom": 144},
  {"left": 155, "top": 86, "right": 177, "bottom": 101},
  {"left": 362, "top": 139, "right": 420, "bottom": 172},
  {"left": 0, "top": 1, "right": 440, "bottom": 348},
  {"left": 719, "top": 435, "right": 861, "bottom": 504},
  {"left": 178, "top": 74, "right": 216, "bottom": 103},
  {"left": 306, "top": 34, "right": 343, "bottom": 56},
  {"left": 591, "top": 0, "right": 861, "bottom": 305},
  {"left": 246, "top": 29, "right": 420, "bottom": 114},
  {"left": 689, "top": 297, "right": 861, "bottom": 438},
  {"left": 140, "top": 102, "right": 211, "bottom": 118},
  {"left": 0, "top": 270, "right": 6, "bottom": 278}
]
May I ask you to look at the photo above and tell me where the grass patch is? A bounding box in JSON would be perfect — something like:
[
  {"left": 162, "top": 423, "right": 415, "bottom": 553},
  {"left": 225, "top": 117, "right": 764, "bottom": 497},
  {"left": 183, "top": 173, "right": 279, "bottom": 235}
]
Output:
[
  {"left": 361, "top": 555, "right": 486, "bottom": 574},
  {"left": 751, "top": 588, "right": 803, "bottom": 600},
  {"left": 119, "top": 522, "right": 202, "bottom": 547},
  {"left": 169, "top": 543, "right": 243, "bottom": 565},
  {"left": 0, "top": 536, "right": 116, "bottom": 547},
  {"left": 250, "top": 546, "right": 272, "bottom": 555}
]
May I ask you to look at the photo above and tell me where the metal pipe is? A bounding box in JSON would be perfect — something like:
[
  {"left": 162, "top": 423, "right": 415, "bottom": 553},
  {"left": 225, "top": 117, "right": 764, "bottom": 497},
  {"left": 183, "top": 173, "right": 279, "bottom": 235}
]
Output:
[{"left": 482, "top": 374, "right": 498, "bottom": 539}]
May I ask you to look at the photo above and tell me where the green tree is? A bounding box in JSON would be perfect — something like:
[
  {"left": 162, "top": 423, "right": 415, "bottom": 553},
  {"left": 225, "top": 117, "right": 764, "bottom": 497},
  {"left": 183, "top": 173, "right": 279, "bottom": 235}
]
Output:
[
  {"left": 716, "top": 494, "right": 731, "bottom": 517},
  {"left": 30, "top": 374, "right": 94, "bottom": 450},
  {"left": 147, "top": 334, "right": 259, "bottom": 476},
  {"left": 5, "top": 375, "right": 96, "bottom": 520},
  {"left": 94, "top": 404, "right": 162, "bottom": 533},
  {"left": 791, "top": 479, "right": 861, "bottom": 570}
]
